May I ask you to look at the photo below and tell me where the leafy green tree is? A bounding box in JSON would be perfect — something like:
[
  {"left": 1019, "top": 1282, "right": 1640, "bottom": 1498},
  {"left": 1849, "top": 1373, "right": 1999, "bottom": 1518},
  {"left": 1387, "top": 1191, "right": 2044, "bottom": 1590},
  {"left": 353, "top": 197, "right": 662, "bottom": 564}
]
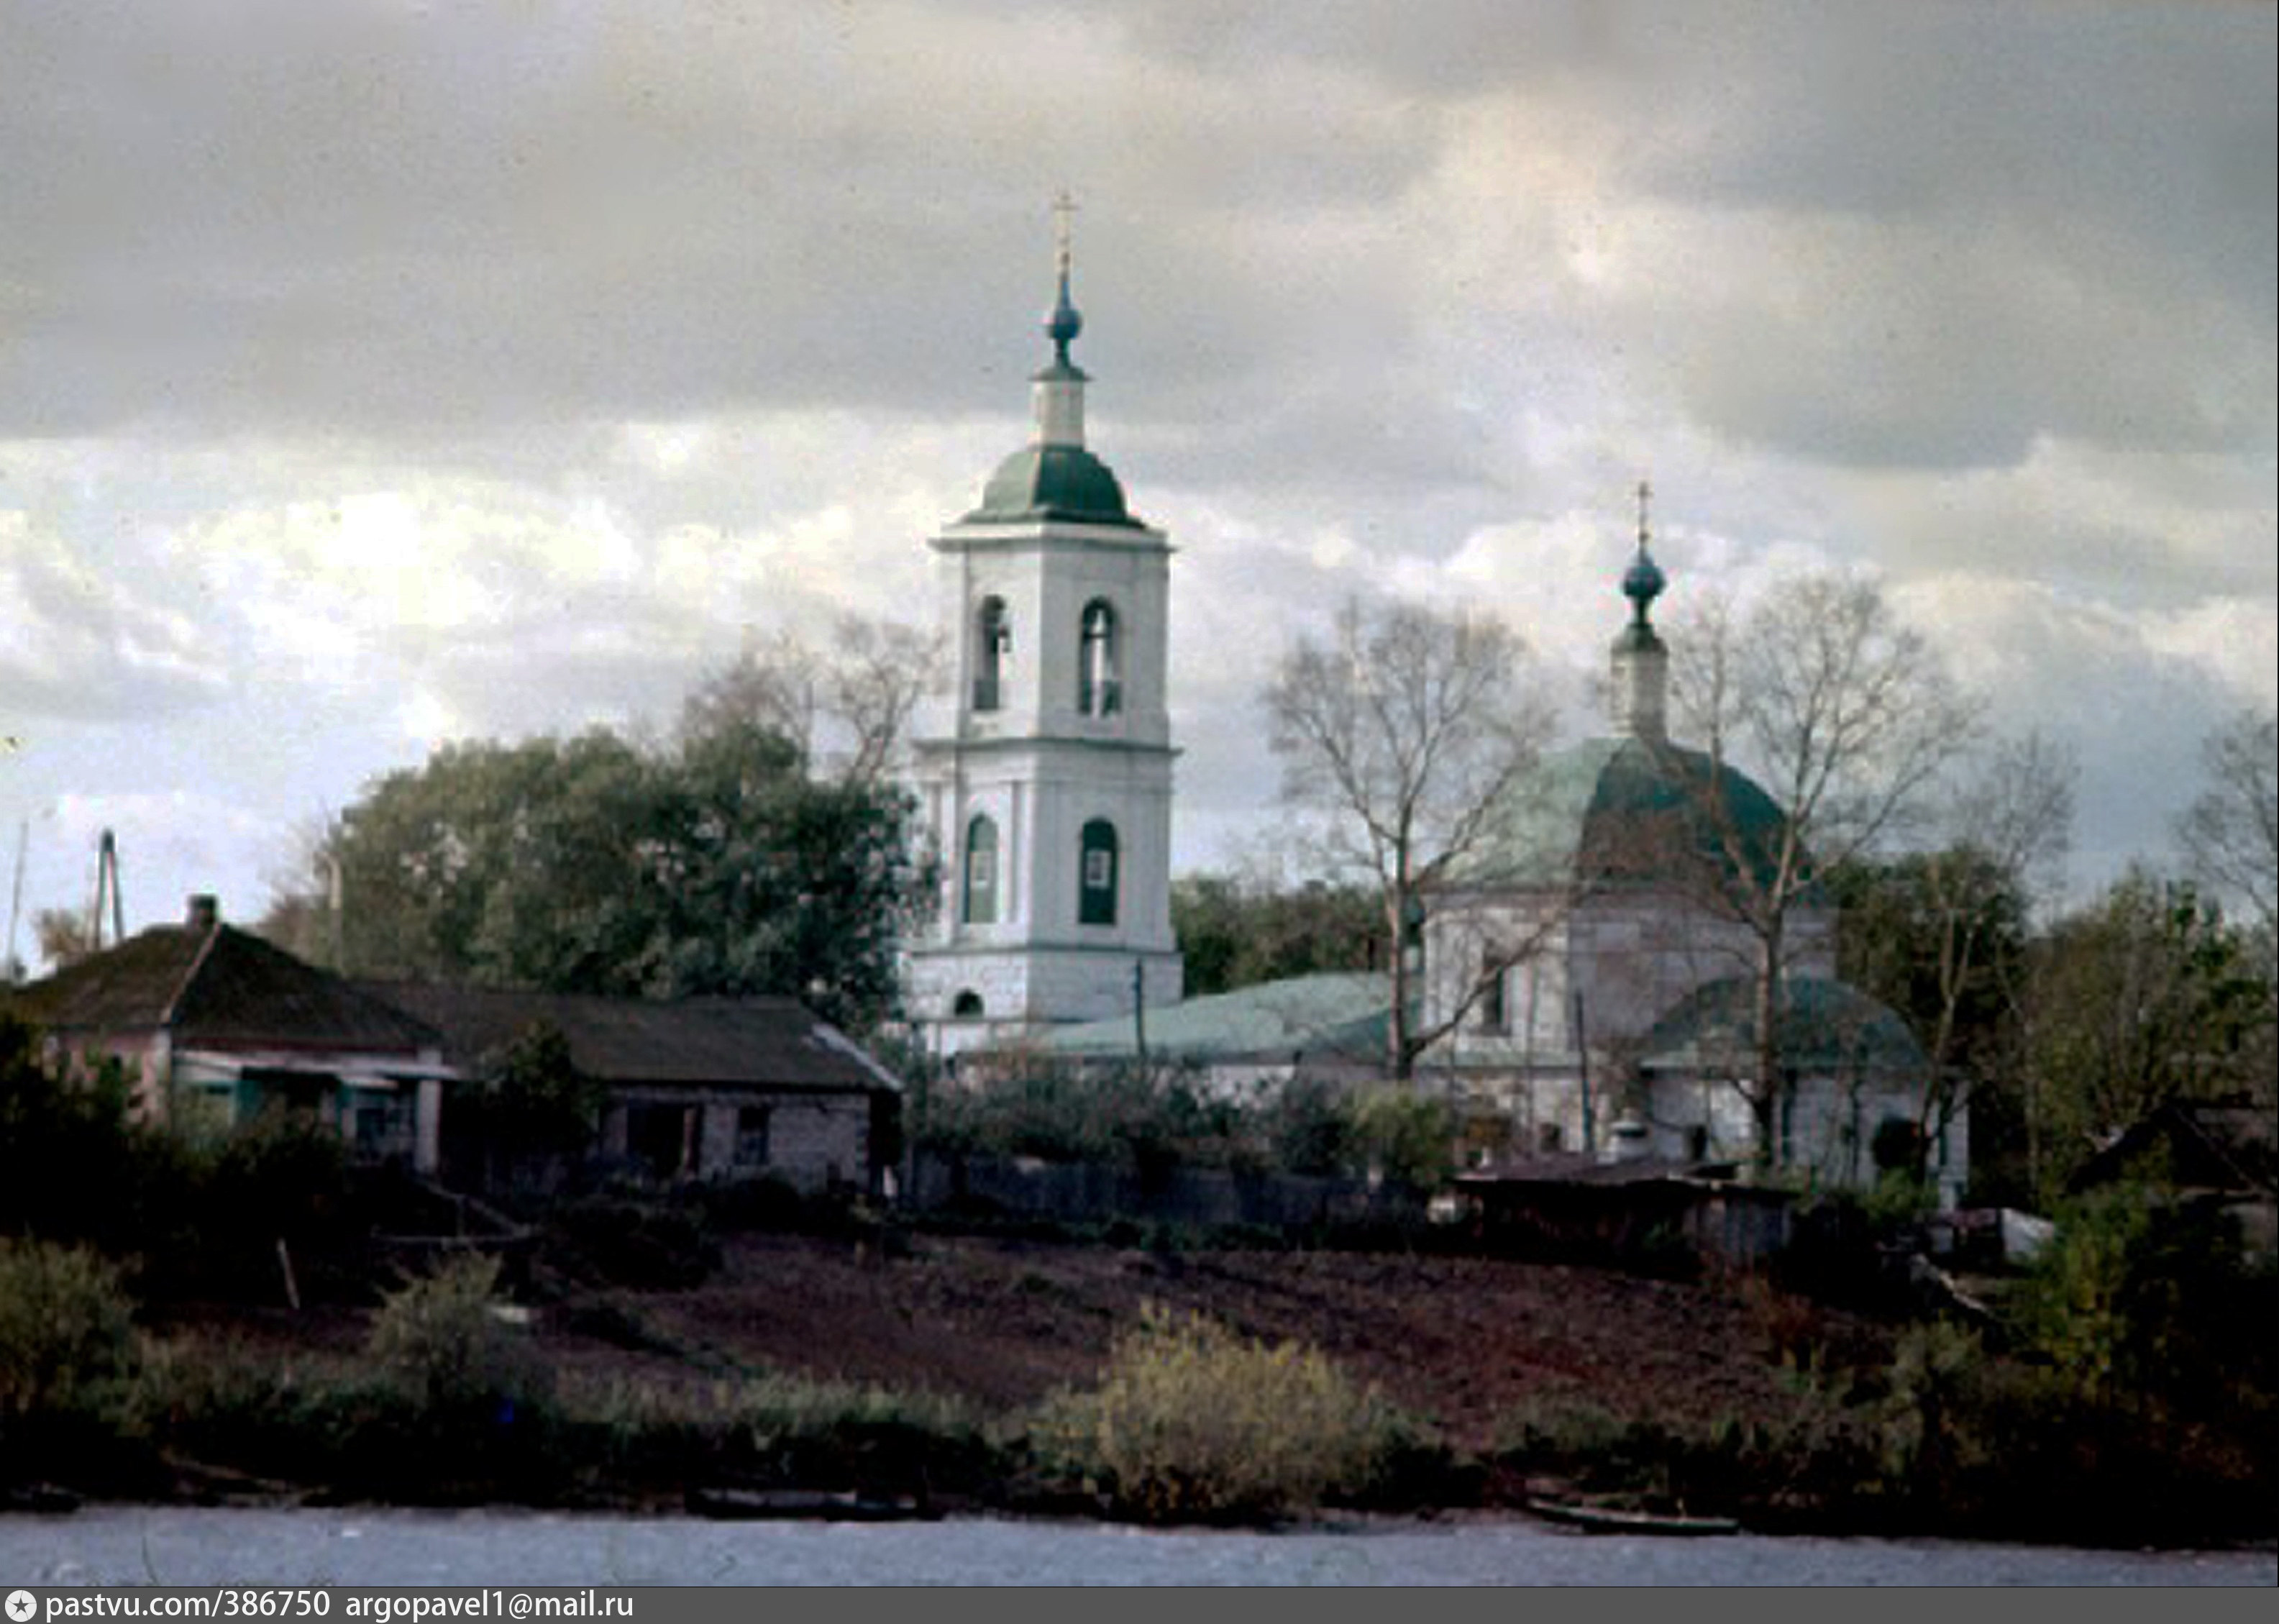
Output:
[
  {"left": 1171, "top": 872, "right": 1384, "bottom": 998},
  {"left": 262, "top": 712, "right": 932, "bottom": 1034},
  {"left": 457, "top": 1023, "right": 606, "bottom": 1180},
  {"left": 2021, "top": 872, "right": 2270, "bottom": 1196}
]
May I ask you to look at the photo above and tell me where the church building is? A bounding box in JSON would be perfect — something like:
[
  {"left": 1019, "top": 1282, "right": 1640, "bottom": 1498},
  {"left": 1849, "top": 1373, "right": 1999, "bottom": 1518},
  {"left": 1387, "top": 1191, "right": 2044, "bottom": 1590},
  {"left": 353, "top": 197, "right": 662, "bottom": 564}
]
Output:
[
  {"left": 1420, "top": 496, "right": 1961, "bottom": 1200},
  {"left": 900, "top": 227, "right": 1184, "bottom": 1055}
]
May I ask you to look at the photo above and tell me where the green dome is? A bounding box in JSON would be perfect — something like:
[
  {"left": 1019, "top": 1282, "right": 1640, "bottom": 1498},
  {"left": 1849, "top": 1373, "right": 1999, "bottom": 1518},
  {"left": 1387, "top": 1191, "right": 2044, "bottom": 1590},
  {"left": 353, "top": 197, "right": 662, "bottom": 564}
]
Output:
[
  {"left": 1455, "top": 735, "right": 1803, "bottom": 895},
  {"left": 966, "top": 442, "right": 1143, "bottom": 528},
  {"left": 1641, "top": 975, "right": 1926, "bottom": 1077}
]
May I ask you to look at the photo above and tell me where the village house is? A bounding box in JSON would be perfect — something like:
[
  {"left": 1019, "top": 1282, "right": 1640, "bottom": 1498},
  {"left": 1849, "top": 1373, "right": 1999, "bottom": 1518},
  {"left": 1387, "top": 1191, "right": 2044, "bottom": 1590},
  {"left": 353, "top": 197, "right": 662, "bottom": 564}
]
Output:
[
  {"left": 1, "top": 894, "right": 454, "bottom": 1173},
  {"left": 363, "top": 982, "right": 904, "bottom": 1197}
]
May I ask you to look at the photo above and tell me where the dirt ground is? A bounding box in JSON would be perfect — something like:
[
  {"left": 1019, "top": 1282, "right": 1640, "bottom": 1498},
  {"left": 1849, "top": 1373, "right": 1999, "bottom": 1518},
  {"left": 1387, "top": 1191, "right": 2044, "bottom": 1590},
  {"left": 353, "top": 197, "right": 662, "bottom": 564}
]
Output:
[{"left": 531, "top": 1231, "right": 1888, "bottom": 1449}]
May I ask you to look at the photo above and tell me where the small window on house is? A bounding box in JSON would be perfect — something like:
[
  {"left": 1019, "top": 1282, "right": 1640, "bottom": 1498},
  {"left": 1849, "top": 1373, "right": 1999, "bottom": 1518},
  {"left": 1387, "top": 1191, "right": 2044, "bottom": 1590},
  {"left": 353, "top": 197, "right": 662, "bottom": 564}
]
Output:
[
  {"left": 963, "top": 815, "right": 999, "bottom": 924},
  {"left": 973, "top": 596, "right": 1010, "bottom": 713},
  {"left": 736, "top": 1105, "right": 772, "bottom": 1168},
  {"left": 1079, "top": 818, "right": 1118, "bottom": 926},
  {"left": 1078, "top": 599, "right": 1121, "bottom": 717}
]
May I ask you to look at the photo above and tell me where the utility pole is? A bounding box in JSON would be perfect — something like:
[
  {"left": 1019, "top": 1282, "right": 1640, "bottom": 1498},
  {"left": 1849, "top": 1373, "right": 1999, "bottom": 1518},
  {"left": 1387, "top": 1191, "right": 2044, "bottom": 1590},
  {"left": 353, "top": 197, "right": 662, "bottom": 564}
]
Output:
[
  {"left": 5, "top": 821, "right": 24, "bottom": 982},
  {"left": 1133, "top": 957, "right": 1149, "bottom": 1074},
  {"left": 91, "top": 829, "right": 124, "bottom": 950}
]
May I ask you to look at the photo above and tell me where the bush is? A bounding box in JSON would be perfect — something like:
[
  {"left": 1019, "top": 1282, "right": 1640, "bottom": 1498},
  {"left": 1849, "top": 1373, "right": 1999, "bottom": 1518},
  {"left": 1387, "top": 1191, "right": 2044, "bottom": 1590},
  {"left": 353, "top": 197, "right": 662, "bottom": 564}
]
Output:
[
  {"left": 546, "top": 1193, "right": 719, "bottom": 1288},
  {"left": 1029, "top": 1302, "right": 1410, "bottom": 1523},
  {"left": 368, "top": 1254, "right": 549, "bottom": 1418},
  {"left": 0, "top": 1238, "right": 140, "bottom": 1422}
]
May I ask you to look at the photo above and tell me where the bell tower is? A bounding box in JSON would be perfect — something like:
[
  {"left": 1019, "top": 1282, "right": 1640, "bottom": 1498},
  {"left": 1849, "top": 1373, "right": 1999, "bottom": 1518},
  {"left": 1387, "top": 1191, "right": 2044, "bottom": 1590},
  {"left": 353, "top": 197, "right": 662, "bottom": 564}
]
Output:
[{"left": 904, "top": 204, "right": 1184, "bottom": 1054}]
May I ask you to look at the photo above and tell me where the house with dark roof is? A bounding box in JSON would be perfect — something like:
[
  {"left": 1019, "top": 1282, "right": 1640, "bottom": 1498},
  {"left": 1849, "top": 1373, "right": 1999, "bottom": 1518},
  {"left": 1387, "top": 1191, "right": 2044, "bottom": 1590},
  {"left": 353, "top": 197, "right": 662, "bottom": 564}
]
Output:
[
  {"left": 362, "top": 982, "right": 903, "bottom": 1195},
  {"left": 2067, "top": 1095, "right": 2278, "bottom": 1256},
  {"left": 3, "top": 895, "right": 454, "bottom": 1171}
]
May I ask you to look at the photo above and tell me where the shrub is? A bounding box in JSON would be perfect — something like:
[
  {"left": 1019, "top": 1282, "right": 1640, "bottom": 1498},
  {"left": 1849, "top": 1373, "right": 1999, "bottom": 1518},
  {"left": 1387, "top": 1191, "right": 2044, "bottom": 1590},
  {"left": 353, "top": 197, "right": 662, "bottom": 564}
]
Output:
[
  {"left": 0, "top": 1238, "right": 140, "bottom": 1421},
  {"left": 1029, "top": 1302, "right": 1410, "bottom": 1523},
  {"left": 367, "top": 1253, "right": 549, "bottom": 1418},
  {"left": 547, "top": 1193, "right": 719, "bottom": 1288}
]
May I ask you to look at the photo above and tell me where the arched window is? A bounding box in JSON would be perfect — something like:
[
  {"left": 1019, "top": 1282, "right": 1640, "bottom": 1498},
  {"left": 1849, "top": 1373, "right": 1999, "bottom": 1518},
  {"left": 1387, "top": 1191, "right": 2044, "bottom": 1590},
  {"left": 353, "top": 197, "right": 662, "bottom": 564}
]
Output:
[
  {"left": 1077, "top": 599, "right": 1120, "bottom": 717},
  {"left": 973, "top": 596, "right": 1010, "bottom": 713},
  {"left": 962, "top": 815, "right": 999, "bottom": 925},
  {"left": 951, "top": 990, "right": 985, "bottom": 1018},
  {"left": 1079, "top": 818, "right": 1118, "bottom": 926}
]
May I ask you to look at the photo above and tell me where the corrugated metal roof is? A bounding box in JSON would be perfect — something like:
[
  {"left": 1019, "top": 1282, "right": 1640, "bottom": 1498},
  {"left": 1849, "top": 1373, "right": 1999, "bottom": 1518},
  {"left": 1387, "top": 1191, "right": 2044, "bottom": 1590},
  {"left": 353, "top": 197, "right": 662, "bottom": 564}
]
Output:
[
  {"left": 360, "top": 982, "right": 900, "bottom": 1094},
  {"left": 1022, "top": 971, "right": 1392, "bottom": 1064},
  {"left": 4, "top": 922, "right": 440, "bottom": 1056}
]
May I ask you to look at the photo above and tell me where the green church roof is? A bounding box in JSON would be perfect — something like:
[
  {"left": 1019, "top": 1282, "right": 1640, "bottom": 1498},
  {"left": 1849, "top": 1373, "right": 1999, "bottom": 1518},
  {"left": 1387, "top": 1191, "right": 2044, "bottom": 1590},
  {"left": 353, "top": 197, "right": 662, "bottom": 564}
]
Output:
[
  {"left": 1453, "top": 735, "right": 1803, "bottom": 896},
  {"left": 966, "top": 442, "right": 1144, "bottom": 529},
  {"left": 1640, "top": 975, "right": 1927, "bottom": 1077}
]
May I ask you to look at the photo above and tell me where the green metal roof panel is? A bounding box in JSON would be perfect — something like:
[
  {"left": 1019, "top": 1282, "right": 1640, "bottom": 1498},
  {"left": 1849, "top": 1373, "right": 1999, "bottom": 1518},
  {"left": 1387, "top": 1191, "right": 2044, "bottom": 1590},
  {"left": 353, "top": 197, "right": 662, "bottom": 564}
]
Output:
[
  {"left": 966, "top": 444, "right": 1145, "bottom": 528},
  {"left": 1027, "top": 971, "right": 1391, "bottom": 1064},
  {"left": 1640, "top": 975, "right": 1926, "bottom": 1075}
]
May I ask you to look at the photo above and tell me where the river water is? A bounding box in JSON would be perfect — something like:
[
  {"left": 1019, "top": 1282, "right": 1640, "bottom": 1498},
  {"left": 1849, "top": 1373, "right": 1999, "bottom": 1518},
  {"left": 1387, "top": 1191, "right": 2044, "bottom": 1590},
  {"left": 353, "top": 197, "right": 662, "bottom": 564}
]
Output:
[{"left": 2, "top": 1508, "right": 2272, "bottom": 1587}]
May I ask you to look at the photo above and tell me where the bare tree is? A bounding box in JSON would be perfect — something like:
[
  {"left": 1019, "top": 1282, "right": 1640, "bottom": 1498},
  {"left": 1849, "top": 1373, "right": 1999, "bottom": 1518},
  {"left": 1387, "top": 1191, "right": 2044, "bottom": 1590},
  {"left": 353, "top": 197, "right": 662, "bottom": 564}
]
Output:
[
  {"left": 1264, "top": 596, "right": 1558, "bottom": 1078},
  {"left": 681, "top": 613, "right": 946, "bottom": 784},
  {"left": 1669, "top": 570, "right": 1983, "bottom": 1165},
  {"left": 1912, "top": 731, "right": 2078, "bottom": 1169},
  {"left": 2176, "top": 706, "right": 2277, "bottom": 951}
]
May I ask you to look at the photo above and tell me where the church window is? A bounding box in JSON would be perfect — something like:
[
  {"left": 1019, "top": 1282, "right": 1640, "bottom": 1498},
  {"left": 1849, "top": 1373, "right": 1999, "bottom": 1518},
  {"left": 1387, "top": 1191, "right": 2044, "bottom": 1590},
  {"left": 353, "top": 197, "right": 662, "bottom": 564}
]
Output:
[
  {"left": 973, "top": 597, "right": 1010, "bottom": 713},
  {"left": 1079, "top": 818, "right": 1118, "bottom": 926},
  {"left": 1476, "top": 948, "right": 1508, "bottom": 1034},
  {"left": 951, "top": 990, "right": 985, "bottom": 1018},
  {"left": 963, "top": 815, "right": 999, "bottom": 924},
  {"left": 1077, "top": 599, "right": 1121, "bottom": 716}
]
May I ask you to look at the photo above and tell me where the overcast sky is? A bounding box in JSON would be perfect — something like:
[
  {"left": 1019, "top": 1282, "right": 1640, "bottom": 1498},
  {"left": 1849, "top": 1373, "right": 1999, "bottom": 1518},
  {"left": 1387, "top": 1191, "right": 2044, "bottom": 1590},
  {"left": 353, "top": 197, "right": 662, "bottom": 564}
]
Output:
[{"left": 2, "top": 0, "right": 2273, "bottom": 963}]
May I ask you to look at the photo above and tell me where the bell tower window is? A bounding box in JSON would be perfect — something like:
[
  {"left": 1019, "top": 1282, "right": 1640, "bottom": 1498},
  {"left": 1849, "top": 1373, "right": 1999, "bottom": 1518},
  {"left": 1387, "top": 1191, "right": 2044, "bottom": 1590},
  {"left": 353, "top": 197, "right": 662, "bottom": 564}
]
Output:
[
  {"left": 963, "top": 814, "right": 1000, "bottom": 925},
  {"left": 973, "top": 596, "right": 1010, "bottom": 713},
  {"left": 1079, "top": 818, "right": 1119, "bottom": 926},
  {"left": 1078, "top": 599, "right": 1120, "bottom": 717}
]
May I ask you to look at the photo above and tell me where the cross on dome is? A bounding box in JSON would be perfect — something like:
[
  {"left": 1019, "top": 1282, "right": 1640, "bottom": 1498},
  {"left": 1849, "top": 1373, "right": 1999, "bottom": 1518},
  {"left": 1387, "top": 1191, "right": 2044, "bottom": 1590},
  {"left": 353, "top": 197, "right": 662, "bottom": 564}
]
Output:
[
  {"left": 1046, "top": 190, "right": 1083, "bottom": 366},
  {"left": 1622, "top": 475, "right": 1667, "bottom": 626}
]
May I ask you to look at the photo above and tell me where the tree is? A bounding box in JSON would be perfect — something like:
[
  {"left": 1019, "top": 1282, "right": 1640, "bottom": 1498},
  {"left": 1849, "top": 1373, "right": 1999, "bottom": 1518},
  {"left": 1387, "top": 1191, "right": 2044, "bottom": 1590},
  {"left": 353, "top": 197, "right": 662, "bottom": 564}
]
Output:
[
  {"left": 1668, "top": 571, "right": 1981, "bottom": 1165},
  {"left": 680, "top": 614, "right": 946, "bottom": 785},
  {"left": 1171, "top": 870, "right": 1385, "bottom": 998},
  {"left": 2175, "top": 706, "right": 2277, "bottom": 957},
  {"left": 1832, "top": 731, "right": 2078, "bottom": 1186},
  {"left": 1264, "top": 597, "right": 1556, "bottom": 1077},
  {"left": 30, "top": 908, "right": 94, "bottom": 971},
  {"left": 2020, "top": 870, "right": 2270, "bottom": 1198},
  {"left": 260, "top": 712, "right": 934, "bottom": 1034}
]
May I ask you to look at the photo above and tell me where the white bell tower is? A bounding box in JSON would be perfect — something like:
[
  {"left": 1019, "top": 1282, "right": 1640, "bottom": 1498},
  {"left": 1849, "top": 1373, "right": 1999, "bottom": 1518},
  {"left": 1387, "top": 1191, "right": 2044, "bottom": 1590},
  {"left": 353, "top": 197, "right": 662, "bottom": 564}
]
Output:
[{"left": 904, "top": 203, "right": 1184, "bottom": 1054}]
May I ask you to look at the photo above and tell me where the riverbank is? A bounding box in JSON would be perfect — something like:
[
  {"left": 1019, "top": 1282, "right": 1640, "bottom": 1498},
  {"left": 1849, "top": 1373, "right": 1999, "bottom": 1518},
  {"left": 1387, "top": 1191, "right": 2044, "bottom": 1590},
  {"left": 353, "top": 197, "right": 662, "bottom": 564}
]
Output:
[{"left": 6, "top": 1225, "right": 2270, "bottom": 1549}]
